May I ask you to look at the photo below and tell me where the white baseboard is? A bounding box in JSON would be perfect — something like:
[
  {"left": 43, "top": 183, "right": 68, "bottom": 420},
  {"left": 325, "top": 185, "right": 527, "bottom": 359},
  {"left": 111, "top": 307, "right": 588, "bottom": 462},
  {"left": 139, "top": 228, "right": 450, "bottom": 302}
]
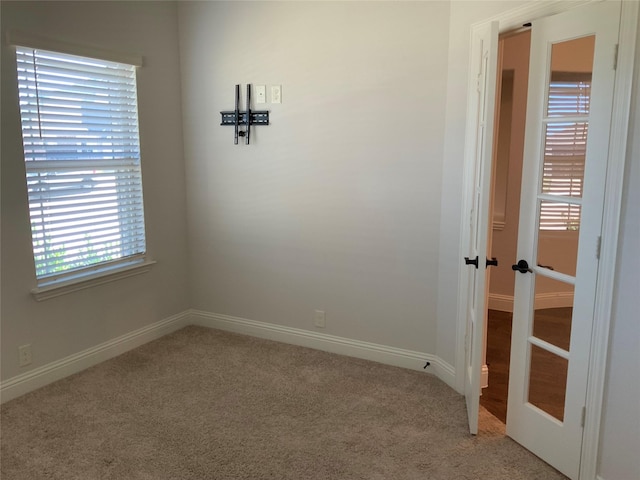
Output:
[
  {"left": 488, "top": 292, "right": 574, "bottom": 312},
  {"left": 0, "top": 311, "right": 190, "bottom": 404},
  {"left": 481, "top": 364, "right": 489, "bottom": 389},
  {"left": 534, "top": 292, "right": 575, "bottom": 310},
  {"left": 1, "top": 309, "right": 459, "bottom": 403},
  {"left": 487, "top": 293, "right": 514, "bottom": 312},
  {"left": 189, "top": 310, "right": 457, "bottom": 391}
]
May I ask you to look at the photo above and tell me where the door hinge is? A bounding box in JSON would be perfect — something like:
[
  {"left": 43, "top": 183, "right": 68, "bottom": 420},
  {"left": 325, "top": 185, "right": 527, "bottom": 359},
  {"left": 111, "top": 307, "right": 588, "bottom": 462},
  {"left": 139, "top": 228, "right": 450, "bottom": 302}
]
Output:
[
  {"left": 596, "top": 235, "right": 602, "bottom": 260},
  {"left": 581, "top": 406, "right": 586, "bottom": 427},
  {"left": 614, "top": 44, "right": 619, "bottom": 70}
]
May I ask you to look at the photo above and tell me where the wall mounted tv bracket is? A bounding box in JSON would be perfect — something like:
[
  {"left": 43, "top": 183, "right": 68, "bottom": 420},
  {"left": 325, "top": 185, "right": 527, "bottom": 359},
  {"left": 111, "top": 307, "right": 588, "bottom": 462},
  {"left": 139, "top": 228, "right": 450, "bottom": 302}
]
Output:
[{"left": 220, "top": 84, "right": 269, "bottom": 145}]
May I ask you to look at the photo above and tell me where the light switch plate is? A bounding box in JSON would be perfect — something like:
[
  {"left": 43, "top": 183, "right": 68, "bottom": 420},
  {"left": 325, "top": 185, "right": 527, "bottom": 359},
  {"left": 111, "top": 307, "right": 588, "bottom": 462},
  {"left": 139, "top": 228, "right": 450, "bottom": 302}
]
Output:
[
  {"left": 271, "top": 85, "right": 282, "bottom": 104},
  {"left": 314, "top": 310, "right": 325, "bottom": 328}
]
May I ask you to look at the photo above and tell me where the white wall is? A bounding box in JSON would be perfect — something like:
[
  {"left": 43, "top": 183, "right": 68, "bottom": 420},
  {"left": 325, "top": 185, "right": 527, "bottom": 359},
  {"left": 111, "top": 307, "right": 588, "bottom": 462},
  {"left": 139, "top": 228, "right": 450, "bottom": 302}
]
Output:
[
  {"left": 0, "top": 1, "right": 190, "bottom": 381},
  {"left": 597, "top": 9, "right": 640, "bottom": 479},
  {"left": 178, "top": 1, "right": 450, "bottom": 354}
]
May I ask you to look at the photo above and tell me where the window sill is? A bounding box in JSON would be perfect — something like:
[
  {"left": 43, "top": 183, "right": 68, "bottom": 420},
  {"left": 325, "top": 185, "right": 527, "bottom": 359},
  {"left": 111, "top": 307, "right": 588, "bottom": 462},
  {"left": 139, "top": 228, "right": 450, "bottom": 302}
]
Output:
[{"left": 31, "top": 259, "right": 156, "bottom": 302}]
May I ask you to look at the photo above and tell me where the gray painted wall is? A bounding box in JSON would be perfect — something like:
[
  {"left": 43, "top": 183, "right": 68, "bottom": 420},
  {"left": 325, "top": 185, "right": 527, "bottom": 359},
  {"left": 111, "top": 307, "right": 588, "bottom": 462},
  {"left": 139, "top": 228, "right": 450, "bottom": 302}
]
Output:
[
  {"left": 178, "top": 0, "right": 450, "bottom": 354},
  {"left": 0, "top": 1, "right": 637, "bottom": 479},
  {"left": 0, "top": 1, "right": 190, "bottom": 380}
]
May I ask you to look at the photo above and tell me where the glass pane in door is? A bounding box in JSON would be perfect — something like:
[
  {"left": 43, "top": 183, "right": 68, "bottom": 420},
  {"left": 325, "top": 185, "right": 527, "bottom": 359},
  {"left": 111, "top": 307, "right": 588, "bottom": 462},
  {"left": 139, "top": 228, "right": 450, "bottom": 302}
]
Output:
[
  {"left": 532, "top": 276, "right": 574, "bottom": 351},
  {"left": 528, "top": 344, "right": 568, "bottom": 421},
  {"left": 537, "top": 201, "right": 580, "bottom": 276},
  {"left": 542, "top": 122, "right": 587, "bottom": 199},
  {"left": 546, "top": 35, "right": 595, "bottom": 117}
]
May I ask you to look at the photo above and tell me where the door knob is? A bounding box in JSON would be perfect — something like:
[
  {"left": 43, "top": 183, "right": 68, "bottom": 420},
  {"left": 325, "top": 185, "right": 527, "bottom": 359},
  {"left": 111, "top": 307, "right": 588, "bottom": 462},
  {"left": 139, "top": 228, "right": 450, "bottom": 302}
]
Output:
[
  {"left": 511, "top": 259, "right": 532, "bottom": 274},
  {"left": 486, "top": 257, "right": 498, "bottom": 267},
  {"left": 464, "top": 256, "right": 479, "bottom": 268}
]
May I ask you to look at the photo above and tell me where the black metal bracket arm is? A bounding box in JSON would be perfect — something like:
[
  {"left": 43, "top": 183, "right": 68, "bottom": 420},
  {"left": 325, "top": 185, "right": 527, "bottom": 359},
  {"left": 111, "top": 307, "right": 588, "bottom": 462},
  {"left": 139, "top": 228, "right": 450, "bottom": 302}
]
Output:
[
  {"left": 220, "top": 111, "right": 269, "bottom": 127},
  {"left": 220, "top": 84, "right": 270, "bottom": 145}
]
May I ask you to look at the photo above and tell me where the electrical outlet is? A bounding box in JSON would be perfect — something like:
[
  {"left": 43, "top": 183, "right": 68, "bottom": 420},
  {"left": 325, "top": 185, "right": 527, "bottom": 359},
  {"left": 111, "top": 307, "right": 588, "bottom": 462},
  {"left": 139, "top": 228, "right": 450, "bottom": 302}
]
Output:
[
  {"left": 256, "top": 85, "right": 266, "bottom": 104},
  {"left": 314, "top": 310, "right": 326, "bottom": 328},
  {"left": 19, "top": 344, "right": 32, "bottom": 367}
]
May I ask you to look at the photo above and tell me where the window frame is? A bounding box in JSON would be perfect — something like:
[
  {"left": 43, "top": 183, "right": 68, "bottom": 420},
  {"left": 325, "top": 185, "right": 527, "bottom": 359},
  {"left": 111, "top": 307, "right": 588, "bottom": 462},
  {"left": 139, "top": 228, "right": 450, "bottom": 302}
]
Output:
[{"left": 8, "top": 31, "right": 154, "bottom": 300}]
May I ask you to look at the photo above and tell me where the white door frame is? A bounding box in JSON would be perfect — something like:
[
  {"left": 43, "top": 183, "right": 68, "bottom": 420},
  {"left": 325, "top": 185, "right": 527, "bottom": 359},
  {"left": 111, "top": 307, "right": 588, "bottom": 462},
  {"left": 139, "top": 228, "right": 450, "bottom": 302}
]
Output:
[{"left": 455, "top": 1, "right": 638, "bottom": 478}]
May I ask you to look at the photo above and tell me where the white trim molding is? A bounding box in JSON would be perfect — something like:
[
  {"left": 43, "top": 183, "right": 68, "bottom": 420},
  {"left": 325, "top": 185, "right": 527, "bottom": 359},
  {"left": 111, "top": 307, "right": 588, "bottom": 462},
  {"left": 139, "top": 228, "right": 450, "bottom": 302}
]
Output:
[
  {"left": 477, "top": 0, "right": 597, "bottom": 31},
  {"left": 580, "top": 2, "right": 640, "bottom": 479},
  {"left": 31, "top": 259, "right": 156, "bottom": 302},
  {"left": 488, "top": 292, "right": 575, "bottom": 312},
  {"left": 0, "top": 311, "right": 190, "bottom": 404},
  {"left": 189, "top": 310, "right": 457, "bottom": 391}
]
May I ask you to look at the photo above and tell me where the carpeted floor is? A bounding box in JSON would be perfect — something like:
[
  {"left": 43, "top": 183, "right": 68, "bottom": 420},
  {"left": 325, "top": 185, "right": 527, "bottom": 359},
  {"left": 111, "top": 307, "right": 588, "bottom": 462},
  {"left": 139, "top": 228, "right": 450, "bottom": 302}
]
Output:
[{"left": 1, "top": 326, "right": 567, "bottom": 479}]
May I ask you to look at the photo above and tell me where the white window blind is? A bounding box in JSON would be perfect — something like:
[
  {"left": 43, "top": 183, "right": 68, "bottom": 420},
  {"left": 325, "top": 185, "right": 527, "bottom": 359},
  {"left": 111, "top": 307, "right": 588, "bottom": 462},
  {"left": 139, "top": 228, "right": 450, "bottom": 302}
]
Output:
[
  {"left": 16, "top": 46, "right": 147, "bottom": 281},
  {"left": 540, "top": 74, "right": 591, "bottom": 230}
]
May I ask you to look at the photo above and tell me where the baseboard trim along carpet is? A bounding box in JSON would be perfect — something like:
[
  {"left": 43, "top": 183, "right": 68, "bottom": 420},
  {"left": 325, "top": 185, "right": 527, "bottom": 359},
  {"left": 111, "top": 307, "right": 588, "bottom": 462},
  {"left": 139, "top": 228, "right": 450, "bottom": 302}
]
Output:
[
  {"left": 0, "top": 311, "right": 190, "bottom": 404},
  {"left": 1, "top": 310, "right": 458, "bottom": 403},
  {"left": 189, "top": 310, "right": 457, "bottom": 390}
]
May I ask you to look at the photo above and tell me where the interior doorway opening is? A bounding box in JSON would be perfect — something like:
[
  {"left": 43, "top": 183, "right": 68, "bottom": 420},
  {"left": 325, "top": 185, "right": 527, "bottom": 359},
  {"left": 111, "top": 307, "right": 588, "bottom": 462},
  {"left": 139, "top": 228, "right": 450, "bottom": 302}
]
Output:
[
  {"left": 480, "top": 28, "right": 531, "bottom": 424},
  {"left": 460, "top": 2, "right": 637, "bottom": 477},
  {"left": 481, "top": 27, "right": 596, "bottom": 426}
]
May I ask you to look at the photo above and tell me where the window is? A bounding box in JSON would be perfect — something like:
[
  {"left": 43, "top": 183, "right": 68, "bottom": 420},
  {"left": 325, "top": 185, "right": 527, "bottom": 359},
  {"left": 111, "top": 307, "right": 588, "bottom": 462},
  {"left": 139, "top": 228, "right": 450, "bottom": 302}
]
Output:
[
  {"left": 15, "top": 46, "right": 147, "bottom": 287},
  {"left": 539, "top": 73, "right": 591, "bottom": 231}
]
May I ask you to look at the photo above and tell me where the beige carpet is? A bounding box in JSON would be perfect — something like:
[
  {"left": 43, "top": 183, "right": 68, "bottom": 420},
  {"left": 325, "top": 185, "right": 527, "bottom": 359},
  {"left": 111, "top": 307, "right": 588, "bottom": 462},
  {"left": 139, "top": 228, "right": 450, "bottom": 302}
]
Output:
[{"left": 1, "top": 326, "right": 566, "bottom": 479}]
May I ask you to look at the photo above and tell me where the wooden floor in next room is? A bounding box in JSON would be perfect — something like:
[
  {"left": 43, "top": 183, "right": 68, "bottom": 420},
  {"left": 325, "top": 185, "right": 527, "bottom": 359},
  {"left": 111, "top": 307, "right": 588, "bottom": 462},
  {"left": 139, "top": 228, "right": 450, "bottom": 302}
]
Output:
[{"left": 481, "top": 307, "right": 573, "bottom": 424}]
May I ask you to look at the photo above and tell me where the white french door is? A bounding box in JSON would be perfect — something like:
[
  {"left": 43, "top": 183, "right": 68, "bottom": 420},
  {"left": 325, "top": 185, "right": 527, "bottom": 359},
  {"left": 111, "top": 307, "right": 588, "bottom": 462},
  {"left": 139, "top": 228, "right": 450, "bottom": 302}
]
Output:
[
  {"left": 506, "top": 2, "right": 620, "bottom": 479},
  {"left": 462, "top": 21, "right": 499, "bottom": 435}
]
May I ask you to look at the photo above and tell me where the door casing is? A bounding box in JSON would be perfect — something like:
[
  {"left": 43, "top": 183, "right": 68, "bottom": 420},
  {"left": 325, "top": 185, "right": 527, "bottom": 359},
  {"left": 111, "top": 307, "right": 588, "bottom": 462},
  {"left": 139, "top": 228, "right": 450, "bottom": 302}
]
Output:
[{"left": 455, "top": 1, "right": 638, "bottom": 478}]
